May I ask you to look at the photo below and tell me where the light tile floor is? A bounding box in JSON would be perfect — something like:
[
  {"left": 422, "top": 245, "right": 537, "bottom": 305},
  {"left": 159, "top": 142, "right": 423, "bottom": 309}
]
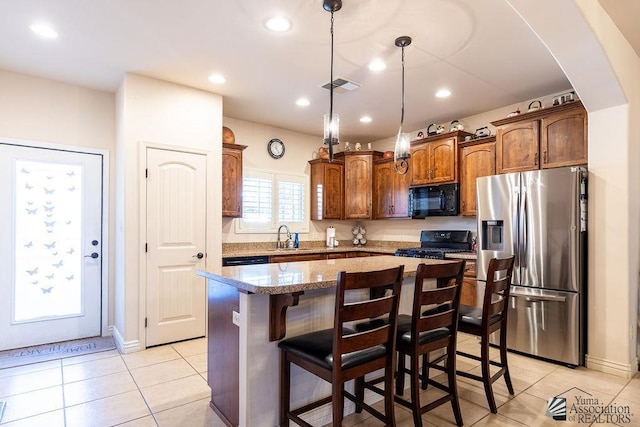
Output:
[{"left": 0, "top": 334, "right": 637, "bottom": 426}]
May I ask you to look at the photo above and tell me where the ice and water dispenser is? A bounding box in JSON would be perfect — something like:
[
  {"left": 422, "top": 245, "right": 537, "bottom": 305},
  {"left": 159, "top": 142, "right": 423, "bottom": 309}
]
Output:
[{"left": 481, "top": 220, "right": 504, "bottom": 251}]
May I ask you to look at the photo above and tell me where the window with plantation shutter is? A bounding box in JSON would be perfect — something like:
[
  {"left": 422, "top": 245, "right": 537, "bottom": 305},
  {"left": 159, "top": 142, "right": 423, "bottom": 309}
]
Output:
[{"left": 236, "top": 168, "right": 309, "bottom": 233}]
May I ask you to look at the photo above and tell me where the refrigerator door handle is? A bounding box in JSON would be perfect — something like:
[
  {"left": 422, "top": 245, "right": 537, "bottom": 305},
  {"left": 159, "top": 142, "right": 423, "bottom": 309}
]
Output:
[
  {"left": 511, "top": 290, "right": 567, "bottom": 303},
  {"left": 513, "top": 189, "right": 520, "bottom": 259},
  {"left": 521, "top": 189, "right": 528, "bottom": 268}
]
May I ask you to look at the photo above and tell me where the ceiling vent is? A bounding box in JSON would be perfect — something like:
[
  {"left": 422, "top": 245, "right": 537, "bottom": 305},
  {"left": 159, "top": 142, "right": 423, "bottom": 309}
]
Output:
[{"left": 322, "top": 77, "right": 360, "bottom": 94}]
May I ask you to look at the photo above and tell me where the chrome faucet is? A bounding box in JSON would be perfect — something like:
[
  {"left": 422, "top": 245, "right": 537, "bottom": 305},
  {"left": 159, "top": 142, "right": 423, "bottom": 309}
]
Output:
[{"left": 277, "top": 224, "right": 292, "bottom": 249}]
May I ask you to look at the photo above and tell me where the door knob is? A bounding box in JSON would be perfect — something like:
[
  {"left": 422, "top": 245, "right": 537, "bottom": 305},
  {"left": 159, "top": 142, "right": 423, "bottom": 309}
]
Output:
[
  {"left": 84, "top": 252, "right": 99, "bottom": 259},
  {"left": 193, "top": 252, "right": 204, "bottom": 259}
]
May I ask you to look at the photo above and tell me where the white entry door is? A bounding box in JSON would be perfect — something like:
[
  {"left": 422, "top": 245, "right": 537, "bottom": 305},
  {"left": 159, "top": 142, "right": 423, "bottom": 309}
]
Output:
[
  {"left": 146, "top": 148, "right": 207, "bottom": 347},
  {"left": 0, "top": 143, "right": 103, "bottom": 351}
]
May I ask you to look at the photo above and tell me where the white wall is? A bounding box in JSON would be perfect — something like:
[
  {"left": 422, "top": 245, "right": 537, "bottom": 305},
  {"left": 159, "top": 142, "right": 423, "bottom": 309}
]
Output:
[
  {"left": 0, "top": 69, "right": 117, "bottom": 328},
  {"left": 115, "top": 74, "right": 222, "bottom": 351}
]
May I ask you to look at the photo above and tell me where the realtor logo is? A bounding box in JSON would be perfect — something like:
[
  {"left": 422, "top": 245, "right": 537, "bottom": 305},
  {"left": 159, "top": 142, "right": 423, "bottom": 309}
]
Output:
[{"left": 546, "top": 396, "right": 567, "bottom": 421}]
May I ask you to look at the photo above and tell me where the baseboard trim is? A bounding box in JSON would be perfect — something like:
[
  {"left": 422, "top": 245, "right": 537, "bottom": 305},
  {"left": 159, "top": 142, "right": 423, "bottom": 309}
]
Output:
[
  {"left": 111, "top": 326, "right": 141, "bottom": 354},
  {"left": 585, "top": 354, "right": 638, "bottom": 378}
]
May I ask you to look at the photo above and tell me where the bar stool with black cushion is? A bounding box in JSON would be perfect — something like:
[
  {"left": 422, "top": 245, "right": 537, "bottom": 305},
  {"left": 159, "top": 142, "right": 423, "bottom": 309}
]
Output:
[
  {"left": 455, "top": 256, "right": 515, "bottom": 414},
  {"left": 360, "top": 261, "right": 466, "bottom": 427},
  {"left": 278, "top": 265, "right": 404, "bottom": 427}
]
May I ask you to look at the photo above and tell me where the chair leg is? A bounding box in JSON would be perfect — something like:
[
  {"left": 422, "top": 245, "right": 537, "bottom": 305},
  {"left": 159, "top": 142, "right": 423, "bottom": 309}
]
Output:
[
  {"left": 396, "top": 351, "right": 406, "bottom": 395},
  {"left": 384, "top": 360, "right": 396, "bottom": 426},
  {"left": 410, "top": 353, "right": 423, "bottom": 427},
  {"left": 480, "top": 338, "right": 498, "bottom": 414},
  {"left": 447, "top": 346, "right": 463, "bottom": 426},
  {"left": 421, "top": 353, "right": 429, "bottom": 390},
  {"left": 355, "top": 376, "right": 364, "bottom": 413},
  {"left": 500, "top": 329, "right": 514, "bottom": 395},
  {"left": 332, "top": 382, "right": 344, "bottom": 426},
  {"left": 280, "top": 352, "right": 290, "bottom": 427}
]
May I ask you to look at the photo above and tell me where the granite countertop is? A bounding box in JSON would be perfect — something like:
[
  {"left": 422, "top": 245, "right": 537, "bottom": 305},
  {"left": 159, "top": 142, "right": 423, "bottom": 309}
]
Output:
[
  {"left": 445, "top": 252, "right": 477, "bottom": 261},
  {"left": 197, "top": 255, "right": 460, "bottom": 295},
  {"left": 222, "top": 242, "right": 477, "bottom": 260},
  {"left": 222, "top": 243, "right": 397, "bottom": 258}
]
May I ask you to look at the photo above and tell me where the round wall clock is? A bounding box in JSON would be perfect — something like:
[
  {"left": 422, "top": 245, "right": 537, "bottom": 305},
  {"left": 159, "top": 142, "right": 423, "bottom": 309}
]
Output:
[{"left": 267, "top": 138, "right": 285, "bottom": 159}]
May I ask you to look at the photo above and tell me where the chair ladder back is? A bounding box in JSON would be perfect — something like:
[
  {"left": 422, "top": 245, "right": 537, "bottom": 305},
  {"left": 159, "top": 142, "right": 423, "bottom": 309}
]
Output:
[
  {"left": 341, "top": 327, "right": 389, "bottom": 354},
  {"left": 412, "top": 261, "right": 465, "bottom": 337},
  {"left": 482, "top": 256, "right": 515, "bottom": 323},
  {"left": 342, "top": 296, "right": 396, "bottom": 323},
  {"left": 333, "top": 265, "right": 404, "bottom": 365},
  {"left": 418, "top": 308, "right": 455, "bottom": 331}
]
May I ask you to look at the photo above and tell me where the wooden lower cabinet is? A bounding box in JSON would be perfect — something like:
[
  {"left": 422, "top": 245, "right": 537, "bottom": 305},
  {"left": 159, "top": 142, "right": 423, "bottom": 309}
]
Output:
[
  {"left": 461, "top": 278, "right": 477, "bottom": 307},
  {"left": 461, "top": 260, "right": 477, "bottom": 307},
  {"left": 327, "top": 252, "right": 347, "bottom": 259},
  {"left": 269, "top": 253, "right": 325, "bottom": 263},
  {"left": 459, "top": 138, "right": 496, "bottom": 216},
  {"left": 347, "top": 251, "right": 371, "bottom": 258}
]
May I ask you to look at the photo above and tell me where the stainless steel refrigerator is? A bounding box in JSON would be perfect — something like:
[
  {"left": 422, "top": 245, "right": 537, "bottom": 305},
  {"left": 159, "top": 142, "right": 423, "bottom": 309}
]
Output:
[{"left": 476, "top": 166, "right": 587, "bottom": 367}]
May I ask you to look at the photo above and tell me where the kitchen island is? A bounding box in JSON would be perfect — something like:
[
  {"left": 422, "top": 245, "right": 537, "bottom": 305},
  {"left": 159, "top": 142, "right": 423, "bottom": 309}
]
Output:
[{"left": 198, "top": 255, "right": 456, "bottom": 427}]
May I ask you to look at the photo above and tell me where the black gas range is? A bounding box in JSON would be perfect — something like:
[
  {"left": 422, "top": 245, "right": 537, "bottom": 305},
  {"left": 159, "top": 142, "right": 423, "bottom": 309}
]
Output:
[{"left": 395, "top": 230, "right": 472, "bottom": 260}]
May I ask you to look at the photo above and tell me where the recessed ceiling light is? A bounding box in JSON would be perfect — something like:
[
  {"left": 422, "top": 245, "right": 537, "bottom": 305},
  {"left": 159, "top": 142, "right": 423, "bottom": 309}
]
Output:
[
  {"left": 264, "top": 16, "right": 292, "bottom": 32},
  {"left": 368, "top": 59, "right": 386, "bottom": 72},
  {"left": 359, "top": 116, "right": 372, "bottom": 123},
  {"left": 436, "top": 88, "right": 452, "bottom": 98},
  {"left": 296, "top": 98, "right": 310, "bottom": 107},
  {"left": 30, "top": 23, "right": 58, "bottom": 39},
  {"left": 208, "top": 74, "right": 226, "bottom": 84}
]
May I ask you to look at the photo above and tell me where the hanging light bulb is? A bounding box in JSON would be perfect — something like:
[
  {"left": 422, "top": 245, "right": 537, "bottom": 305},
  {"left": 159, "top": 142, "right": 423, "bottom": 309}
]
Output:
[
  {"left": 322, "top": 0, "right": 342, "bottom": 162},
  {"left": 394, "top": 35, "right": 412, "bottom": 175}
]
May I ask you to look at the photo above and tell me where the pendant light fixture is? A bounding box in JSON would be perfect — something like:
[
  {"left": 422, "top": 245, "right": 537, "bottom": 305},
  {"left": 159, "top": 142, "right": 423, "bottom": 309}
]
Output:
[
  {"left": 394, "top": 35, "right": 412, "bottom": 175},
  {"left": 323, "top": 0, "right": 342, "bottom": 162}
]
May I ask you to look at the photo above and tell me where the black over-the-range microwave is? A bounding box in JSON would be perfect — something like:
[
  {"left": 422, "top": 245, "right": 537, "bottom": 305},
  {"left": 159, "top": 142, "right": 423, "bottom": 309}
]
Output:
[{"left": 408, "top": 183, "right": 460, "bottom": 218}]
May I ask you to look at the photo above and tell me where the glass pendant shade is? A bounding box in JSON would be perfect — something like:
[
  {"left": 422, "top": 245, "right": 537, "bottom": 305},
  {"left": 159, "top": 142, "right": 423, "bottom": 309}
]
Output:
[
  {"left": 323, "top": 113, "right": 339, "bottom": 146},
  {"left": 394, "top": 131, "right": 410, "bottom": 161}
]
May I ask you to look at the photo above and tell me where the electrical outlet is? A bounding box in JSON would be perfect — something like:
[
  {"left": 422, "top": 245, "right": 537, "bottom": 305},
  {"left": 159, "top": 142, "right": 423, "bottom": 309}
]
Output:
[{"left": 232, "top": 311, "right": 240, "bottom": 327}]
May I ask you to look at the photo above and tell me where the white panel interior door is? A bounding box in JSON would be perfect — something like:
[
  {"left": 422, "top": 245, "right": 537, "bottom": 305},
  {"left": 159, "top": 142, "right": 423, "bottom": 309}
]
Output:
[
  {"left": 146, "top": 148, "right": 207, "bottom": 346},
  {"left": 0, "top": 143, "right": 103, "bottom": 351}
]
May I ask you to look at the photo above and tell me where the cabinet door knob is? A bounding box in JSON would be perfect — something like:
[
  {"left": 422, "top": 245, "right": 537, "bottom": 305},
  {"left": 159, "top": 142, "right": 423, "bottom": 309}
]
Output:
[
  {"left": 534, "top": 152, "right": 539, "bottom": 165},
  {"left": 543, "top": 150, "right": 547, "bottom": 164}
]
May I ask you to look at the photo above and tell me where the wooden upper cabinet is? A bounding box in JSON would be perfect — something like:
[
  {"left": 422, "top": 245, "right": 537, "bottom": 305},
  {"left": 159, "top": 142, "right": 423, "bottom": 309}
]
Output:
[
  {"left": 430, "top": 138, "right": 457, "bottom": 183},
  {"left": 492, "top": 100, "right": 588, "bottom": 174},
  {"left": 458, "top": 138, "right": 496, "bottom": 216},
  {"left": 496, "top": 121, "right": 540, "bottom": 174},
  {"left": 222, "top": 143, "right": 247, "bottom": 217},
  {"left": 541, "top": 108, "right": 587, "bottom": 168},
  {"left": 337, "top": 151, "right": 382, "bottom": 219},
  {"left": 309, "top": 158, "right": 344, "bottom": 220},
  {"left": 410, "top": 131, "right": 470, "bottom": 186},
  {"left": 373, "top": 158, "right": 410, "bottom": 219}
]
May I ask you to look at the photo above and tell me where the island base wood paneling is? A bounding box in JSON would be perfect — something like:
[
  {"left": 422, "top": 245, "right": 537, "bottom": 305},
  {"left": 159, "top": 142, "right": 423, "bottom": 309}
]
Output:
[{"left": 207, "top": 280, "right": 240, "bottom": 427}]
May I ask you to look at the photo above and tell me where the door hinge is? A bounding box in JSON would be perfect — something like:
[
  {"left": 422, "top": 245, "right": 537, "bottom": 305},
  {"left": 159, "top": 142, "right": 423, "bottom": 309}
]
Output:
[
  {"left": 145, "top": 243, "right": 148, "bottom": 253},
  {"left": 145, "top": 317, "right": 148, "bottom": 328},
  {"left": 145, "top": 168, "right": 148, "bottom": 178}
]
